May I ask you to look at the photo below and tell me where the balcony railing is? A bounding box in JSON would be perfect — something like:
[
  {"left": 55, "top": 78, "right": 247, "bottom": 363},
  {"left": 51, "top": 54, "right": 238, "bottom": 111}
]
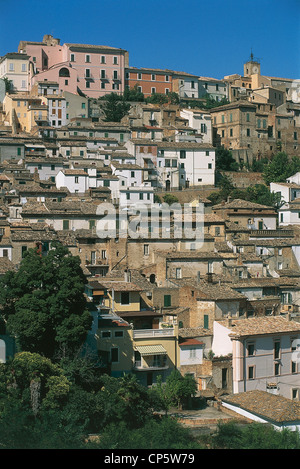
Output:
[
  {"left": 133, "top": 361, "right": 169, "bottom": 371},
  {"left": 133, "top": 328, "right": 174, "bottom": 338}
]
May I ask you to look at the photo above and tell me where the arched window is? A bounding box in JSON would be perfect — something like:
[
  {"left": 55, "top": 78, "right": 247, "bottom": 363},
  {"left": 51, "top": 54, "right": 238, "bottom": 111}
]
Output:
[
  {"left": 149, "top": 274, "right": 156, "bottom": 284},
  {"left": 0, "top": 339, "right": 6, "bottom": 363},
  {"left": 59, "top": 68, "right": 70, "bottom": 77}
]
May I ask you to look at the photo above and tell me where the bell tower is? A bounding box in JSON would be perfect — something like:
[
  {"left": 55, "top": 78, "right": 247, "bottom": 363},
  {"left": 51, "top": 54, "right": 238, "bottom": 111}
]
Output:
[{"left": 244, "top": 51, "right": 261, "bottom": 76}]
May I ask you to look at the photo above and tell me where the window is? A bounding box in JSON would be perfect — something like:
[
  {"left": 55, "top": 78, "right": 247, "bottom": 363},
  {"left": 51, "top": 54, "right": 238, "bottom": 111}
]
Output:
[
  {"left": 85, "top": 69, "right": 90, "bottom": 78},
  {"left": 144, "top": 244, "right": 149, "bottom": 256},
  {"left": 113, "top": 70, "right": 118, "bottom": 79},
  {"left": 248, "top": 366, "right": 255, "bottom": 379},
  {"left": 151, "top": 87, "right": 156, "bottom": 94},
  {"left": 191, "top": 81, "right": 195, "bottom": 89},
  {"left": 114, "top": 330, "right": 124, "bottom": 338},
  {"left": 180, "top": 150, "right": 186, "bottom": 159},
  {"left": 113, "top": 57, "right": 118, "bottom": 64},
  {"left": 246, "top": 113, "right": 250, "bottom": 122},
  {"left": 164, "top": 295, "right": 171, "bottom": 307},
  {"left": 9, "top": 63, "right": 14, "bottom": 71},
  {"left": 121, "top": 292, "right": 130, "bottom": 305},
  {"left": 294, "top": 132, "right": 298, "bottom": 141},
  {"left": 111, "top": 347, "right": 119, "bottom": 363},
  {"left": 204, "top": 314, "right": 209, "bottom": 329},
  {"left": 101, "top": 250, "right": 107, "bottom": 259},
  {"left": 274, "top": 340, "right": 281, "bottom": 359},
  {"left": 85, "top": 54, "right": 91, "bottom": 63},
  {"left": 63, "top": 220, "right": 69, "bottom": 230},
  {"left": 247, "top": 343, "right": 255, "bottom": 356},
  {"left": 151, "top": 74, "right": 156, "bottom": 81},
  {"left": 165, "top": 75, "right": 169, "bottom": 82},
  {"left": 176, "top": 267, "right": 182, "bottom": 279},
  {"left": 101, "top": 331, "right": 111, "bottom": 338},
  {"left": 274, "top": 363, "right": 280, "bottom": 376},
  {"left": 189, "top": 348, "right": 196, "bottom": 359},
  {"left": 101, "top": 56, "right": 106, "bottom": 64},
  {"left": 86, "top": 81, "right": 90, "bottom": 88},
  {"left": 70, "top": 54, "right": 75, "bottom": 62},
  {"left": 138, "top": 73, "right": 142, "bottom": 80},
  {"left": 75, "top": 176, "right": 79, "bottom": 184},
  {"left": 247, "top": 128, "right": 250, "bottom": 137}
]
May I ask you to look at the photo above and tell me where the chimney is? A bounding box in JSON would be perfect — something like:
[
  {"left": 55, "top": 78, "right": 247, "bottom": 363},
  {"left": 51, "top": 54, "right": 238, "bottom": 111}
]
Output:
[
  {"left": 206, "top": 272, "right": 213, "bottom": 283},
  {"left": 124, "top": 269, "right": 131, "bottom": 282}
]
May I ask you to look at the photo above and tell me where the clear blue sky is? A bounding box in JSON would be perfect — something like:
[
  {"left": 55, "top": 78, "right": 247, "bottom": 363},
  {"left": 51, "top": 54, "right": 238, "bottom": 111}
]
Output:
[{"left": 1, "top": 0, "right": 299, "bottom": 80}]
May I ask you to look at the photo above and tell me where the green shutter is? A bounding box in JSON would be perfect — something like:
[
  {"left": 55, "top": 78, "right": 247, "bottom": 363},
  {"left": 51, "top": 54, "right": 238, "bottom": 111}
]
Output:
[
  {"left": 164, "top": 295, "right": 171, "bottom": 307},
  {"left": 204, "top": 315, "right": 209, "bottom": 329}
]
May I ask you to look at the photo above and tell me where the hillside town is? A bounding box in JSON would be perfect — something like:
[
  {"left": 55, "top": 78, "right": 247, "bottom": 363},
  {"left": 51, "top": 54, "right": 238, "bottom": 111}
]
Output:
[{"left": 1, "top": 33, "right": 300, "bottom": 435}]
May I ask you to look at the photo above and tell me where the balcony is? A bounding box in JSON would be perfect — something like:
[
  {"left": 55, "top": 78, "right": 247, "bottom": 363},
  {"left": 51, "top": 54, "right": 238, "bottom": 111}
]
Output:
[
  {"left": 133, "top": 360, "right": 169, "bottom": 371},
  {"left": 133, "top": 328, "right": 175, "bottom": 338}
]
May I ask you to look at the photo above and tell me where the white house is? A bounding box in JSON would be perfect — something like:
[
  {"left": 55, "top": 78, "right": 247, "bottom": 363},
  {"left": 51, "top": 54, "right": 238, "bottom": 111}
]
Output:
[
  {"left": 212, "top": 316, "right": 300, "bottom": 399},
  {"left": 25, "top": 157, "right": 66, "bottom": 181},
  {"left": 45, "top": 95, "right": 67, "bottom": 127},
  {"left": 157, "top": 142, "right": 215, "bottom": 189},
  {"left": 198, "top": 77, "right": 228, "bottom": 101},
  {"left": 179, "top": 338, "right": 204, "bottom": 366},
  {"left": 119, "top": 185, "right": 154, "bottom": 208},
  {"left": 111, "top": 162, "right": 144, "bottom": 188},
  {"left": 56, "top": 169, "right": 88, "bottom": 193},
  {"left": 271, "top": 179, "right": 300, "bottom": 226},
  {"left": 180, "top": 108, "right": 213, "bottom": 144}
]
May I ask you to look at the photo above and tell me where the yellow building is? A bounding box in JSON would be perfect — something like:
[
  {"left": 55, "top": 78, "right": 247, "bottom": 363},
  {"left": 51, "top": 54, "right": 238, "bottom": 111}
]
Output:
[
  {"left": 3, "top": 93, "right": 48, "bottom": 133},
  {"left": 86, "top": 278, "right": 179, "bottom": 384}
]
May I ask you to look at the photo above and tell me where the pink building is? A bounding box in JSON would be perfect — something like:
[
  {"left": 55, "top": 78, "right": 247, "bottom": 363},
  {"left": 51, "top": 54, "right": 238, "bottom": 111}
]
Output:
[{"left": 18, "top": 34, "right": 129, "bottom": 98}]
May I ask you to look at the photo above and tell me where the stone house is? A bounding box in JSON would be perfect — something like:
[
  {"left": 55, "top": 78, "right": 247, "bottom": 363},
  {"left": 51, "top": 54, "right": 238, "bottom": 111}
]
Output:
[{"left": 212, "top": 198, "right": 277, "bottom": 230}]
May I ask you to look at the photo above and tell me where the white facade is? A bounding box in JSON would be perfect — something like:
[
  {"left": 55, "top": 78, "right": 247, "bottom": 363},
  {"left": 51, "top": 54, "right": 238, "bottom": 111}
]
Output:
[
  {"left": 180, "top": 109, "right": 213, "bottom": 144},
  {"left": 25, "top": 159, "right": 65, "bottom": 180},
  {"left": 198, "top": 77, "right": 228, "bottom": 101},
  {"left": 56, "top": 170, "right": 88, "bottom": 193},
  {"left": 46, "top": 96, "right": 67, "bottom": 127},
  {"left": 111, "top": 163, "right": 143, "bottom": 188},
  {"left": 213, "top": 318, "right": 300, "bottom": 399},
  {"left": 0, "top": 53, "right": 30, "bottom": 92},
  {"left": 179, "top": 343, "right": 203, "bottom": 366},
  {"left": 158, "top": 144, "right": 215, "bottom": 188},
  {"left": 119, "top": 186, "right": 154, "bottom": 207}
]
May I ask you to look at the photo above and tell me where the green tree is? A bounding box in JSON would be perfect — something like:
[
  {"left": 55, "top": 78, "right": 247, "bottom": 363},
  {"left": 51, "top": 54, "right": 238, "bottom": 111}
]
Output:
[
  {"left": 123, "top": 84, "right": 145, "bottom": 102},
  {"left": 153, "top": 370, "right": 197, "bottom": 411},
  {"left": 100, "top": 92, "right": 131, "bottom": 122},
  {"left": 202, "top": 95, "right": 230, "bottom": 109},
  {"left": 263, "top": 152, "right": 300, "bottom": 185},
  {"left": 216, "top": 146, "right": 240, "bottom": 171},
  {"left": 97, "top": 374, "right": 153, "bottom": 429},
  {"left": 145, "top": 93, "right": 169, "bottom": 105},
  {"left": 163, "top": 193, "right": 179, "bottom": 205},
  {"left": 210, "top": 421, "right": 300, "bottom": 449},
  {"left": 0, "top": 242, "right": 92, "bottom": 358},
  {"left": 3, "top": 77, "right": 13, "bottom": 92}
]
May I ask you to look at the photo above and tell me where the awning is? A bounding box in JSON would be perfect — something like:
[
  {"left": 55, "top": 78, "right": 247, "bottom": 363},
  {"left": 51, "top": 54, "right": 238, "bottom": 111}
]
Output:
[{"left": 135, "top": 344, "right": 167, "bottom": 356}]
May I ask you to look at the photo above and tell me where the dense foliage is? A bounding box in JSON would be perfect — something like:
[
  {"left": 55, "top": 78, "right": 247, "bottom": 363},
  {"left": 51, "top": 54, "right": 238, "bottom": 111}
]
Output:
[
  {"left": 208, "top": 174, "right": 282, "bottom": 208},
  {"left": 0, "top": 242, "right": 92, "bottom": 359}
]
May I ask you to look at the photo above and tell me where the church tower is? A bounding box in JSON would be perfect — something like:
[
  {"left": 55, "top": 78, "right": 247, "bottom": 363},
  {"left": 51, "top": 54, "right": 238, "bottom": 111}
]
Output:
[{"left": 244, "top": 51, "right": 261, "bottom": 76}]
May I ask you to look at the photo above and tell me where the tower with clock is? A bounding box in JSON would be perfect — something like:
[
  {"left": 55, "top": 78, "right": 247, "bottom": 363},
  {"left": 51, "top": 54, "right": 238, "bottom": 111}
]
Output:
[{"left": 244, "top": 51, "right": 261, "bottom": 77}]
